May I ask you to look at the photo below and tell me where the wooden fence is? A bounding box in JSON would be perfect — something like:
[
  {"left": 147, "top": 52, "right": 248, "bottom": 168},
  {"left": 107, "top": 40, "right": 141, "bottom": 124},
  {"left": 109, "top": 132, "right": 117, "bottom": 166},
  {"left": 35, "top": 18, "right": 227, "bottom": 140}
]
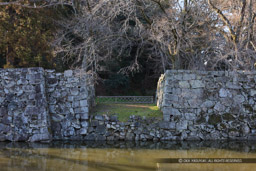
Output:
[{"left": 96, "top": 96, "right": 154, "bottom": 104}]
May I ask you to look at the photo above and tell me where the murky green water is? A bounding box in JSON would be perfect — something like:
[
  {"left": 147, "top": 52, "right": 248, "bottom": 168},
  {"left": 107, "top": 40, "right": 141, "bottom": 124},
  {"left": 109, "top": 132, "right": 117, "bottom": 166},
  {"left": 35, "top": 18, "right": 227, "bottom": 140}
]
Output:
[{"left": 1, "top": 141, "right": 256, "bottom": 171}]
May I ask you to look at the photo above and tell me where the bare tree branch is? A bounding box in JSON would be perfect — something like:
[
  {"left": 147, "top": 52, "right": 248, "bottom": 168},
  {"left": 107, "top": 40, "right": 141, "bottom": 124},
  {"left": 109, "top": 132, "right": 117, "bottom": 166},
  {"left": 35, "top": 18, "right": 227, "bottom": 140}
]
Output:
[{"left": 0, "top": 0, "right": 75, "bottom": 8}]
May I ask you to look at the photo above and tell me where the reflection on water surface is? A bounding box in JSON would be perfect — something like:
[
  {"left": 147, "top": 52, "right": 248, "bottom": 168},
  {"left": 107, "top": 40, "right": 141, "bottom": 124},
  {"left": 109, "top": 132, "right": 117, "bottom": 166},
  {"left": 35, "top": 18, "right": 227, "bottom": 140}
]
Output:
[{"left": 0, "top": 141, "right": 256, "bottom": 171}]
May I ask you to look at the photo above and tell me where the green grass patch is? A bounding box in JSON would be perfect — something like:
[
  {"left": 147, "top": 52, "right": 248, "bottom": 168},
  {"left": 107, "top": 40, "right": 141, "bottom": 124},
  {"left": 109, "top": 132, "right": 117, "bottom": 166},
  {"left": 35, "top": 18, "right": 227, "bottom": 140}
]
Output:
[{"left": 91, "top": 103, "right": 162, "bottom": 122}]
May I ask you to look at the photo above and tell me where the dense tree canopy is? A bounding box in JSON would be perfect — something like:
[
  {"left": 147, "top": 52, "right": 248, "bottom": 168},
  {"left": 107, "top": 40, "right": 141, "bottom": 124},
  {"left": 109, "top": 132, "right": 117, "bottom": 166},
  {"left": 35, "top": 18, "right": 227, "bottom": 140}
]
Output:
[{"left": 0, "top": 1, "right": 57, "bottom": 68}]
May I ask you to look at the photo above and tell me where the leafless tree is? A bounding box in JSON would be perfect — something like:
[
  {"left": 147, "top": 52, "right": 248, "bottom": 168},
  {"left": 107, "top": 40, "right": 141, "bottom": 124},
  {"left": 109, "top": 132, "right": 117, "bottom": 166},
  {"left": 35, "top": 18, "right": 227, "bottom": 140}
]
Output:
[
  {"left": 2, "top": 0, "right": 255, "bottom": 72},
  {"left": 207, "top": 0, "right": 256, "bottom": 70},
  {"left": 53, "top": 0, "right": 218, "bottom": 76},
  {"left": 0, "top": 0, "right": 77, "bottom": 8}
]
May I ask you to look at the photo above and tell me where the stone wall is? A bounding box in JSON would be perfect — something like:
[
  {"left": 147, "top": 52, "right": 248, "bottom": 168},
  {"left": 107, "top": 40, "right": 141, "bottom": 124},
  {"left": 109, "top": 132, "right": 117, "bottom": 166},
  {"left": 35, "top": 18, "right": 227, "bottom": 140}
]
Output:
[
  {"left": 83, "top": 112, "right": 256, "bottom": 141},
  {"left": 0, "top": 68, "right": 94, "bottom": 142},
  {"left": 2, "top": 67, "right": 256, "bottom": 142},
  {"left": 157, "top": 70, "right": 256, "bottom": 140},
  {"left": 0, "top": 68, "right": 51, "bottom": 142},
  {"left": 84, "top": 115, "right": 173, "bottom": 141},
  {"left": 45, "top": 69, "right": 94, "bottom": 140}
]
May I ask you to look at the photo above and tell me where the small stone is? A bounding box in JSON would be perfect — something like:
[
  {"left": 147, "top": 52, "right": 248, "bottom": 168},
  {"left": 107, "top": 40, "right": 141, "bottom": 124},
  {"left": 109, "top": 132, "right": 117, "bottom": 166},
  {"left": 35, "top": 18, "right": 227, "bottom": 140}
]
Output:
[
  {"left": 126, "top": 132, "right": 135, "bottom": 140},
  {"left": 91, "top": 120, "right": 98, "bottom": 127},
  {"left": 107, "top": 136, "right": 115, "bottom": 141},
  {"left": 80, "top": 100, "right": 88, "bottom": 107},
  {"left": 214, "top": 102, "right": 225, "bottom": 112},
  {"left": 250, "top": 89, "right": 256, "bottom": 96},
  {"left": 95, "top": 115, "right": 104, "bottom": 121},
  {"left": 201, "top": 101, "right": 215, "bottom": 108},
  {"left": 97, "top": 135, "right": 106, "bottom": 141},
  {"left": 81, "top": 121, "right": 88, "bottom": 128},
  {"left": 64, "top": 127, "right": 75, "bottom": 137},
  {"left": 80, "top": 128, "right": 87, "bottom": 135},
  {"left": 70, "top": 88, "right": 79, "bottom": 96},
  {"left": 183, "top": 74, "right": 196, "bottom": 80},
  {"left": 29, "top": 133, "right": 51, "bottom": 142},
  {"left": 248, "top": 135, "right": 256, "bottom": 141},
  {"left": 242, "top": 125, "right": 250, "bottom": 135},
  {"left": 158, "top": 121, "right": 169, "bottom": 129},
  {"left": 190, "top": 80, "right": 204, "bottom": 88},
  {"left": 0, "top": 107, "right": 7, "bottom": 117},
  {"left": 96, "top": 125, "right": 106, "bottom": 134},
  {"left": 0, "top": 123, "right": 10, "bottom": 133},
  {"left": 51, "top": 114, "right": 64, "bottom": 122},
  {"left": 110, "top": 116, "right": 118, "bottom": 122},
  {"left": 64, "top": 70, "right": 73, "bottom": 77},
  {"left": 110, "top": 125, "right": 117, "bottom": 129},
  {"left": 85, "top": 133, "right": 96, "bottom": 140},
  {"left": 72, "top": 122, "right": 81, "bottom": 129},
  {"left": 176, "top": 121, "right": 188, "bottom": 131},
  {"left": 179, "top": 81, "right": 190, "bottom": 88},
  {"left": 219, "top": 88, "right": 228, "bottom": 98},
  {"left": 234, "top": 95, "right": 245, "bottom": 104},
  {"left": 185, "top": 113, "right": 196, "bottom": 120},
  {"left": 181, "top": 131, "right": 188, "bottom": 140},
  {"left": 81, "top": 113, "right": 89, "bottom": 120}
]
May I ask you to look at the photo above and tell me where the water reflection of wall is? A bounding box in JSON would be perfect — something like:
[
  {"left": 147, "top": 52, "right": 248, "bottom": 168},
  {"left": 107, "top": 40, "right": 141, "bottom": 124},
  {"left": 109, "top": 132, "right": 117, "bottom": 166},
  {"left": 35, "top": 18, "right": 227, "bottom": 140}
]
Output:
[
  {"left": 0, "top": 141, "right": 256, "bottom": 171},
  {"left": 157, "top": 70, "right": 256, "bottom": 140}
]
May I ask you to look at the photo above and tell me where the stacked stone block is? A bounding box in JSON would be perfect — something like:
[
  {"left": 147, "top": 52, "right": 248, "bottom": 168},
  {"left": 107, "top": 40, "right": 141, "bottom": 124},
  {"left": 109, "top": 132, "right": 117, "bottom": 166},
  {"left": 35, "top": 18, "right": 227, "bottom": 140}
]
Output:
[
  {"left": 0, "top": 68, "right": 51, "bottom": 142},
  {"left": 0, "top": 68, "right": 94, "bottom": 142},
  {"left": 45, "top": 69, "right": 93, "bottom": 140},
  {"left": 157, "top": 70, "right": 256, "bottom": 140}
]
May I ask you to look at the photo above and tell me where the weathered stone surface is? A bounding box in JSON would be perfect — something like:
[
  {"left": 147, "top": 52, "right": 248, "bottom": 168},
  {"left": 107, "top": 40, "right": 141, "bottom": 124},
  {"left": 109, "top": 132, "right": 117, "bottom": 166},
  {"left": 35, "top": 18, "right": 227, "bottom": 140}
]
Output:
[
  {"left": 185, "top": 113, "right": 196, "bottom": 120},
  {"left": 2, "top": 68, "right": 256, "bottom": 142},
  {"left": 250, "top": 89, "right": 256, "bottom": 96},
  {"left": 81, "top": 121, "right": 88, "bottom": 128},
  {"left": 0, "top": 68, "right": 95, "bottom": 142},
  {"left": 126, "top": 133, "right": 135, "bottom": 141},
  {"left": 190, "top": 80, "right": 204, "bottom": 88},
  {"left": 159, "top": 121, "right": 169, "bottom": 129},
  {"left": 96, "top": 125, "right": 106, "bottom": 134},
  {"left": 80, "top": 128, "right": 87, "bottom": 135},
  {"left": 179, "top": 81, "right": 190, "bottom": 88},
  {"left": 85, "top": 133, "right": 96, "bottom": 140},
  {"left": 51, "top": 114, "right": 64, "bottom": 122},
  {"left": 29, "top": 133, "right": 51, "bottom": 142},
  {"left": 219, "top": 88, "right": 229, "bottom": 98},
  {"left": 214, "top": 102, "right": 225, "bottom": 112},
  {"left": 80, "top": 100, "right": 88, "bottom": 107},
  {"left": 242, "top": 125, "right": 250, "bottom": 135},
  {"left": 156, "top": 70, "right": 256, "bottom": 141},
  {"left": 64, "top": 70, "right": 73, "bottom": 77},
  {"left": 201, "top": 101, "right": 215, "bottom": 108},
  {"left": 110, "top": 116, "right": 118, "bottom": 122},
  {"left": 234, "top": 95, "right": 245, "bottom": 104},
  {"left": 176, "top": 121, "right": 188, "bottom": 131},
  {"left": 0, "top": 124, "right": 10, "bottom": 133}
]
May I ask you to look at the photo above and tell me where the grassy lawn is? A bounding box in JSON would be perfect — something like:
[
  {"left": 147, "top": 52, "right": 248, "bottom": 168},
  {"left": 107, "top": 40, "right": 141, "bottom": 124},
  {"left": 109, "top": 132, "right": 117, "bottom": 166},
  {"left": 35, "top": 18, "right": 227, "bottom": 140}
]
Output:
[{"left": 90, "top": 103, "right": 163, "bottom": 122}]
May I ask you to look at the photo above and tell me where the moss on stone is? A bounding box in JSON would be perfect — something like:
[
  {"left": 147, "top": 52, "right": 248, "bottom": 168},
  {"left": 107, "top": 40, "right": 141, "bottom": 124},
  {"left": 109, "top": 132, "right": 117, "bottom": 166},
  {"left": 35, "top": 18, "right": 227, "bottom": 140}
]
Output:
[
  {"left": 239, "top": 115, "right": 245, "bottom": 120},
  {"left": 220, "top": 123, "right": 226, "bottom": 129},
  {"left": 196, "top": 112, "right": 206, "bottom": 124},
  {"left": 222, "top": 113, "right": 235, "bottom": 120},
  {"left": 208, "top": 114, "right": 222, "bottom": 125},
  {"left": 174, "top": 116, "right": 180, "bottom": 121},
  {"left": 243, "top": 104, "right": 254, "bottom": 113},
  {"left": 228, "top": 128, "right": 237, "bottom": 132},
  {"left": 251, "top": 114, "right": 256, "bottom": 120}
]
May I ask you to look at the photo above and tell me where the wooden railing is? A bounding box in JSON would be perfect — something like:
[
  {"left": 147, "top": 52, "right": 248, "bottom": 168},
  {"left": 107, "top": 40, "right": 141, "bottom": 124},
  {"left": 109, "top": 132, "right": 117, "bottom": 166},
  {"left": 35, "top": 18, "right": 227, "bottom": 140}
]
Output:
[{"left": 96, "top": 96, "right": 154, "bottom": 104}]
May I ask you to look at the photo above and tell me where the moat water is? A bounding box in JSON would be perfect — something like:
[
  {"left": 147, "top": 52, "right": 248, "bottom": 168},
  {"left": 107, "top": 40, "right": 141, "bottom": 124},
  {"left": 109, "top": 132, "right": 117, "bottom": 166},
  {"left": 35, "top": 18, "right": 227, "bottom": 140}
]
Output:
[{"left": 0, "top": 141, "right": 256, "bottom": 171}]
